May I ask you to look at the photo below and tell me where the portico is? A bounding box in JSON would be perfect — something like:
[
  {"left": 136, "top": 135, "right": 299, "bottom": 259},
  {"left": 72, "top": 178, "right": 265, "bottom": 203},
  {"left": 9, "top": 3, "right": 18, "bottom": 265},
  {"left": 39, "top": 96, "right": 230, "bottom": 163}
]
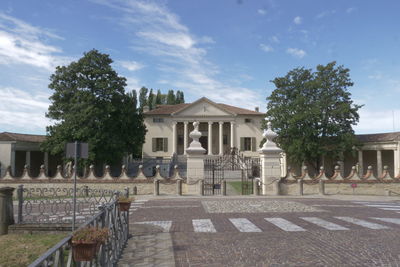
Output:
[{"left": 172, "top": 121, "right": 235, "bottom": 155}]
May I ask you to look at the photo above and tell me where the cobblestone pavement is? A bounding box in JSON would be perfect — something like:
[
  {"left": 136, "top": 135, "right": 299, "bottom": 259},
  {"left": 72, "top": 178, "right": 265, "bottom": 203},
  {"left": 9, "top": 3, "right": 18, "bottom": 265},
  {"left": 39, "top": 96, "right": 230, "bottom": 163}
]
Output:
[{"left": 120, "top": 196, "right": 400, "bottom": 266}]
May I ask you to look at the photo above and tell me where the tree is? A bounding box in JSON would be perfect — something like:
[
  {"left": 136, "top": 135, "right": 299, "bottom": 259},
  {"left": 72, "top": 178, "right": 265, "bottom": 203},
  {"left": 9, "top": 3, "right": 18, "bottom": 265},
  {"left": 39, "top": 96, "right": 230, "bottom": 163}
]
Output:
[
  {"left": 147, "top": 89, "right": 155, "bottom": 110},
  {"left": 265, "top": 61, "right": 362, "bottom": 171},
  {"left": 41, "top": 49, "right": 147, "bottom": 165},
  {"left": 155, "top": 89, "right": 162, "bottom": 105},
  {"left": 175, "top": 90, "right": 185, "bottom": 104},
  {"left": 166, "top": 90, "right": 176, "bottom": 104},
  {"left": 138, "top": 86, "right": 148, "bottom": 111}
]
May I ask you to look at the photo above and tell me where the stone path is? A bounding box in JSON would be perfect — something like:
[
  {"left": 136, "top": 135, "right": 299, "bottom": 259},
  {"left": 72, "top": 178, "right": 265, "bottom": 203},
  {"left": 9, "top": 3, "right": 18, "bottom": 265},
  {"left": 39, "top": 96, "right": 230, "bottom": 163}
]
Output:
[{"left": 117, "top": 224, "right": 175, "bottom": 267}]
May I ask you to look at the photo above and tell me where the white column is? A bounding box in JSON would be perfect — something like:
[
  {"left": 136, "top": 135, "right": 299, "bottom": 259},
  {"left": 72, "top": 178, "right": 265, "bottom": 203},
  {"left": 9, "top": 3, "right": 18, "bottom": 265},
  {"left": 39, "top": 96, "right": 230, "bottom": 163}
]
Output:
[
  {"left": 26, "top": 151, "right": 31, "bottom": 167},
  {"left": 377, "top": 150, "right": 382, "bottom": 177},
  {"left": 10, "top": 143, "right": 16, "bottom": 176},
  {"left": 230, "top": 122, "right": 235, "bottom": 148},
  {"left": 358, "top": 150, "right": 364, "bottom": 176},
  {"left": 395, "top": 143, "right": 400, "bottom": 177},
  {"left": 208, "top": 122, "right": 213, "bottom": 155},
  {"left": 172, "top": 121, "right": 177, "bottom": 155},
  {"left": 219, "top": 121, "right": 224, "bottom": 155},
  {"left": 183, "top": 121, "right": 189, "bottom": 155}
]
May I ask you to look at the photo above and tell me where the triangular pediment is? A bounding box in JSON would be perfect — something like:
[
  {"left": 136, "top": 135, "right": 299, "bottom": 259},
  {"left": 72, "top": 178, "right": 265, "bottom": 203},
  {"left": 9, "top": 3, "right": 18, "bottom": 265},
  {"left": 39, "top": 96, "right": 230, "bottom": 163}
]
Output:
[{"left": 172, "top": 97, "right": 235, "bottom": 117}]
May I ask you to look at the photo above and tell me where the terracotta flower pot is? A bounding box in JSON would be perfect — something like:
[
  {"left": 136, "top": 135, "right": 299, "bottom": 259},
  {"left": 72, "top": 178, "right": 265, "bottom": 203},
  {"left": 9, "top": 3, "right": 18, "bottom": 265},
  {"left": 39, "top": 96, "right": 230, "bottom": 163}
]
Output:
[
  {"left": 118, "top": 201, "right": 131, "bottom": 211},
  {"left": 72, "top": 241, "right": 97, "bottom": 262}
]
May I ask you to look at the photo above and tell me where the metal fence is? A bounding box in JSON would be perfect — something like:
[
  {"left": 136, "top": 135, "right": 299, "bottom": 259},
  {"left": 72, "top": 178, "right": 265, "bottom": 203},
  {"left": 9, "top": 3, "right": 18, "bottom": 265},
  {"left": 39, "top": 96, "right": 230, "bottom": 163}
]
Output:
[
  {"left": 28, "top": 195, "right": 129, "bottom": 267},
  {"left": 17, "top": 185, "right": 117, "bottom": 224}
]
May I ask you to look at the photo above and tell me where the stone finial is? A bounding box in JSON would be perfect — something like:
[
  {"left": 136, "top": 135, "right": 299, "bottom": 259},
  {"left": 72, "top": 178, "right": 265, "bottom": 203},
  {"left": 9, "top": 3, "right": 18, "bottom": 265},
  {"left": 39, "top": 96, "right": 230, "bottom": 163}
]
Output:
[
  {"left": 186, "top": 121, "right": 206, "bottom": 154},
  {"left": 260, "top": 122, "right": 282, "bottom": 153}
]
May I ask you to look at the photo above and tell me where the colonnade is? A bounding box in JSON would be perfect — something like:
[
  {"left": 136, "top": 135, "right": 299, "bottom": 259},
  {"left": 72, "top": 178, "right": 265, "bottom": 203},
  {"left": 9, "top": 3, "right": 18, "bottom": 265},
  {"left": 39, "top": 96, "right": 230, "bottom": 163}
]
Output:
[{"left": 172, "top": 121, "right": 235, "bottom": 155}]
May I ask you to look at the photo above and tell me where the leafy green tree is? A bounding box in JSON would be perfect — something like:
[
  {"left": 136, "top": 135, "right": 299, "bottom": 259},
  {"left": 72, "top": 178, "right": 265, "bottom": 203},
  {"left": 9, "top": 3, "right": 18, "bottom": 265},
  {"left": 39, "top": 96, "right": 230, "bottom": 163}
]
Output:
[
  {"left": 148, "top": 89, "right": 155, "bottom": 110},
  {"left": 166, "top": 90, "right": 176, "bottom": 104},
  {"left": 138, "top": 86, "right": 148, "bottom": 111},
  {"left": 265, "top": 61, "right": 362, "bottom": 171},
  {"left": 175, "top": 90, "right": 185, "bottom": 104},
  {"left": 41, "top": 49, "right": 147, "bottom": 165},
  {"left": 155, "top": 89, "right": 162, "bottom": 105}
]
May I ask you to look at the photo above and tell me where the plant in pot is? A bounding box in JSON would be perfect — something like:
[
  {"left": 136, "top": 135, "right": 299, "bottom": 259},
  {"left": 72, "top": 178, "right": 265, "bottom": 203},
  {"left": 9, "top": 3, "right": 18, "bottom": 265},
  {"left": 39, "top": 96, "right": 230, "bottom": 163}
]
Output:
[
  {"left": 71, "top": 227, "right": 109, "bottom": 261},
  {"left": 117, "top": 196, "right": 134, "bottom": 211}
]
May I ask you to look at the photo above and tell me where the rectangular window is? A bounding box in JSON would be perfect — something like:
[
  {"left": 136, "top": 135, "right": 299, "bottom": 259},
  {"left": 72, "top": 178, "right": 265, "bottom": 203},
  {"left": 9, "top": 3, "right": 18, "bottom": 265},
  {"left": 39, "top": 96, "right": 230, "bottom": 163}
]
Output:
[
  {"left": 244, "top": 137, "right": 252, "bottom": 151},
  {"left": 241, "top": 137, "right": 257, "bottom": 152},
  {"left": 178, "top": 135, "right": 184, "bottom": 145},
  {"left": 245, "top": 118, "right": 252, "bottom": 123},
  {"left": 152, "top": 138, "right": 168, "bottom": 152},
  {"left": 223, "top": 135, "right": 228, "bottom": 145},
  {"left": 153, "top": 118, "right": 164, "bottom": 123}
]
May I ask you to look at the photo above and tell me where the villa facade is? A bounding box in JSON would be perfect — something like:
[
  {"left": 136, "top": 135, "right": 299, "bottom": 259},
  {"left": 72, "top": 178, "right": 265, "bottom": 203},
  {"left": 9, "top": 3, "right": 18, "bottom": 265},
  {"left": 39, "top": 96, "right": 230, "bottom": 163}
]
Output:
[{"left": 142, "top": 97, "right": 265, "bottom": 158}]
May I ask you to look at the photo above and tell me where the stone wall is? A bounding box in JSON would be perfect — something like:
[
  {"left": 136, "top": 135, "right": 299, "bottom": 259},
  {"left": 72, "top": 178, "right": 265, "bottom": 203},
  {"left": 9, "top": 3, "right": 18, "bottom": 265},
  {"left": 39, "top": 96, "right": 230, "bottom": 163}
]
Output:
[{"left": 0, "top": 164, "right": 187, "bottom": 196}]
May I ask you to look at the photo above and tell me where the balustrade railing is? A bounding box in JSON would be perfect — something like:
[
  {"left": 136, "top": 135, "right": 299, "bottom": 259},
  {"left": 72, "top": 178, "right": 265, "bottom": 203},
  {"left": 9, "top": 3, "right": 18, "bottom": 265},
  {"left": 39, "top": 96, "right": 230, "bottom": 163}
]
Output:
[
  {"left": 17, "top": 185, "right": 116, "bottom": 224},
  {"left": 28, "top": 191, "right": 130, "bottom": 267}
]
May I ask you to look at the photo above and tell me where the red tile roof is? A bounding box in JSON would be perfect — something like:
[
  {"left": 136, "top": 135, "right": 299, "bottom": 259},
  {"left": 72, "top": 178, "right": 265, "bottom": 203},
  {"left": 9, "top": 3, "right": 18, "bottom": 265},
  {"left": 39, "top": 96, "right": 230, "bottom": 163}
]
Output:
[
  {"left": 0, "top": 132, "right": 47, "bottom": 143},
  {"left": 356, "top": 132, "right": 400, "bottom": 142}
]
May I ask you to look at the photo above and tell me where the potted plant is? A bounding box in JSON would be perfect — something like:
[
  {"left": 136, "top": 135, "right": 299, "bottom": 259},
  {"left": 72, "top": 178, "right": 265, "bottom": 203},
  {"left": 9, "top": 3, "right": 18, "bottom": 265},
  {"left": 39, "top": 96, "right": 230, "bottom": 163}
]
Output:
[
  {"left": 117, "top": 197, "right": 134, "bottom": 211},
  {"left": 71, "top": 227, "right": 109, "bottom": 261}
]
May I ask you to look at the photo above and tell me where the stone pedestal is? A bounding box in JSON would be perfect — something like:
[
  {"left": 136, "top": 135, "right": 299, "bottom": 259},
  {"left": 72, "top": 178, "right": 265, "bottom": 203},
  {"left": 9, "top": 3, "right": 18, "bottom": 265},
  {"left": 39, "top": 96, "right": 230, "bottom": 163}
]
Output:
[
  {"left": 186, "top": 122, "right": 206, "bottom": 193},
  {"left": 0, "top": 187, "right": 15, "bottom": 235},
  {"left": 259, "top": 122, "right": 283, "bottom": 195}
]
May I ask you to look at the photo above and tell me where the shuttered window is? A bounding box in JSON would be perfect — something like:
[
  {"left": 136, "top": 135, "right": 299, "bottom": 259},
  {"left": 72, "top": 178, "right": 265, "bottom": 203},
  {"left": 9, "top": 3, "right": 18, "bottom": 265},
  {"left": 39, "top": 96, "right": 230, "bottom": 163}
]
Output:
[
  {"left": 240, "top": 137, "right": 257, "bottom": 151},
  {"left": 152, "top": 138, "right": 168, "bottom": 152}
]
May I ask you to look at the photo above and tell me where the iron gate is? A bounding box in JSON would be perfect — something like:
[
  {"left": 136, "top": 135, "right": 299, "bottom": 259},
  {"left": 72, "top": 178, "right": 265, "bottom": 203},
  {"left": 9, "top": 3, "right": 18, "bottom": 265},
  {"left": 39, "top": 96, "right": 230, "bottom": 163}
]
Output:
[{"left": 204, "top": 148, "right": 260, "bottom": 195}]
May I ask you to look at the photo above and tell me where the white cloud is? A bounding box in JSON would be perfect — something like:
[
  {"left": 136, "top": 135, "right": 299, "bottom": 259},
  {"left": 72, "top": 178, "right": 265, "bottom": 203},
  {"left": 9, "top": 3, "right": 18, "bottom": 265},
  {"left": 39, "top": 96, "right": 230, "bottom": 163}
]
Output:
[
  {"left": 0, "top": 87, "right": 51, "bottom": 132},
  {"left": 293, "top": 16, "right": 302, "bottom": 25},
  {"left": 260, "top": 44, "right": 273, "bottom": 52},
  {"left": 354, "top": 108, "right": 400, "bottom": 134},
  {"left": 126, "top": 77, "right": 141, "bottom": 90},
  {"left": 346, "top": 7, "right": 356, "bottom": 14},
  {"left": 92, "top": 0, "right": 263, "bottom": 110},
  {"left": 118, "top": 60, "right": 144, "bottom": 71},
  {"left": 269, "top": 35, "right": 279, "bottom": 43},
  {"left": 0, "top": 13, "right": 67, "bottom": 71},
  {"left": 286, "top": 48, "right": 306, "bottom": 58},
  {"left": 316, "top": 10, "right": 336, "bottom": 19},
  {"left": 257, "top": 9, "right": 267, "bottom": 15}
]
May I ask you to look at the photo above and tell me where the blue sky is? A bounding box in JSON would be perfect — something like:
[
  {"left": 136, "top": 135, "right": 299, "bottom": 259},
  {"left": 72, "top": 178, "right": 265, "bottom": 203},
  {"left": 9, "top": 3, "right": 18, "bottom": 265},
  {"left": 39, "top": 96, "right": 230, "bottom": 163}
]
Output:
[{"left": 0, "top": 0, "right": 399, "bottom": 135}]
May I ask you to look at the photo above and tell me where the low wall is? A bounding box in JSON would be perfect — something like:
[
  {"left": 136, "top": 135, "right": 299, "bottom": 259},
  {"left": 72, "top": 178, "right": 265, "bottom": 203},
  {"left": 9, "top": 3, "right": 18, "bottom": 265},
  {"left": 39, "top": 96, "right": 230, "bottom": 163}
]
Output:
[{"left": 281, "top": 181, "right": 400, "bottom": 196}]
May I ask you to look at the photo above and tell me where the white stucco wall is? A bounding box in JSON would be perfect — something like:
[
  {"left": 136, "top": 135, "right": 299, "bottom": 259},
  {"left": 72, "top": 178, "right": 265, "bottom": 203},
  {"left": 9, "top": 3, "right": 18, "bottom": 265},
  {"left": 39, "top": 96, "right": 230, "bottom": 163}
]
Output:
[{"left": 0, "top": 142, "right": 12, "bottom": 175}]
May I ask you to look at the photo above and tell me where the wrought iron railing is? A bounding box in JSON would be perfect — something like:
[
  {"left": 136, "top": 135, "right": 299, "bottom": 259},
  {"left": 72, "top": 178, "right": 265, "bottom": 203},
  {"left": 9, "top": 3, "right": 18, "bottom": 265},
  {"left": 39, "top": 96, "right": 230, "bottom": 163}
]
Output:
[
  {"left": 28, "top": 192, "right": 129, "bottom": 267},
  {"left": 17, "top": 185, "right": 117, "bottom": 224}
]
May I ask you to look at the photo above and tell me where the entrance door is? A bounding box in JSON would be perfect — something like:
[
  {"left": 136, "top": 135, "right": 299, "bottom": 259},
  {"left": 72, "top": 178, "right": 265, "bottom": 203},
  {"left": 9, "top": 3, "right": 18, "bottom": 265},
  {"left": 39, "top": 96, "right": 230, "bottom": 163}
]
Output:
[{"left": 199, "top": 136, "right": 208, "bottom": 153}]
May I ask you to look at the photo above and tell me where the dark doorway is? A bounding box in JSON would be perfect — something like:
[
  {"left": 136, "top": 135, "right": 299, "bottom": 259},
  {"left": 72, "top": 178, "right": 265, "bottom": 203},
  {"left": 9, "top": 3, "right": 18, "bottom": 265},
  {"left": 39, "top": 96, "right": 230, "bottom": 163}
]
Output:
[{"left": 199, "top": 136, "right": 208, "bottom": 153}]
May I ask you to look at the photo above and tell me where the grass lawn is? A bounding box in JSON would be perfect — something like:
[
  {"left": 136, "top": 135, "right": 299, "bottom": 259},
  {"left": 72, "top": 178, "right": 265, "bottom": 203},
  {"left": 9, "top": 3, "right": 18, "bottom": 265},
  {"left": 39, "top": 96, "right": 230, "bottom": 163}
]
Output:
[
  {"left": 0, "top": 233, "right": 66, "bottom": 267},
  {"left": 227, "top": 181, "right": 253, "bottom": 195}
]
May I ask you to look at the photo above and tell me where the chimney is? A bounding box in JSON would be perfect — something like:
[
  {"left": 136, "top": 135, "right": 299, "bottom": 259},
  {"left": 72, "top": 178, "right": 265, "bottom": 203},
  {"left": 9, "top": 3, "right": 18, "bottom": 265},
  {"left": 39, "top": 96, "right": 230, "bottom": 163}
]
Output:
[
  {"left": 143, "top": 105, "right": 149, "bottom": 113},
  {"left": 255, "top": 107, "right": 259, "bottom": 112}
]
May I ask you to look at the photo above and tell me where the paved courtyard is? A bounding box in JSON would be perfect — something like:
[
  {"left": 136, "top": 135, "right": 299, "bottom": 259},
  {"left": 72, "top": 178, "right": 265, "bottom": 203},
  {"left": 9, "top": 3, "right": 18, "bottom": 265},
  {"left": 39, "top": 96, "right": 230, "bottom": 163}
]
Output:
[{"left": 118, "top": 196, "right": 400, "bottom": 267}]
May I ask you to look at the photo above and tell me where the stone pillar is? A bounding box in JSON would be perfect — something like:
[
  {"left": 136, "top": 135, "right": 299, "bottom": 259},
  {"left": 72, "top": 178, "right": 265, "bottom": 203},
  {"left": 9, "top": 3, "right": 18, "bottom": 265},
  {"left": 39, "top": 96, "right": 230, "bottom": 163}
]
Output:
[
  {"left": 186, "top": 121, "right": 206, "bottom": 189},
  {"left": 154, "top": 180, "right": 160, "bottom": 196},
  {"left": 319, "top": 180, "right": 325, "bottom": 195},
  {"left": 176, "top": 179, "right": 183, "bottom": 195},
  {"left": 221, "top": 180, "right": 227, "bottom": 196},
  {"left": 358, "top": 150, "right": 364, "bottom": 177},
  {"left": 259, "top": 122, "right": 283, "bottom": 195},
  {"left": 25, "top": 151, "right": 31, "bottom": 167},
  {"left": 172, "top": 121, "right": 177, "bottom": 155},
  {"left": 10, "top": 144, "right": 16, "bottom": 176},
  {"left": 208, "top": 122, "right": 213, "bottom": 155},
  {"left": 183, "top": 121, "right": 189, "bottom": 155},
  {"left": 230, "top": 122, "right": 235, "bottom": 148},
  {"left": 44, "top": 152, "right": 49, "bottom": 176},
  {"left": 395, "top": 144, "right": 400, "bottom": 176},
  {"left": 0, "top": 187, "right": 15, "bottom": 235},
  {"left": 377, "top": 150, "right": 382, "bottom": 177},
  {"left": 219, "top": 121, "right": 224, "bottom": 155}
]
